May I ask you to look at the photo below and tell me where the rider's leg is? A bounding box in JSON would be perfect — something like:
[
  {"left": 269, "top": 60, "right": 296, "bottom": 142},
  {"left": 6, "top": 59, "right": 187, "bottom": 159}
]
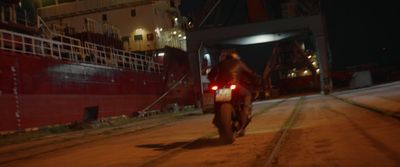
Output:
[{"left": 238, "top": 85, "right": 252, "bottom": 135}]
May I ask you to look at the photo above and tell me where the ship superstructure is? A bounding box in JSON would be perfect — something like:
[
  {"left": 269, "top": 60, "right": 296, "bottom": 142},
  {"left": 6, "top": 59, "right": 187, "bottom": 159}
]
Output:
[{"left": 37, "top": 0, "right": 187, "bottom": 52}]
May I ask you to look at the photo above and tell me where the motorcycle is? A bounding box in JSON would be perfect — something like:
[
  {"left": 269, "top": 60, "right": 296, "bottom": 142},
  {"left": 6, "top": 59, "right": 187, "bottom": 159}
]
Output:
[{"left": 210, "top": 82, "right": 249, "bottom": 144}]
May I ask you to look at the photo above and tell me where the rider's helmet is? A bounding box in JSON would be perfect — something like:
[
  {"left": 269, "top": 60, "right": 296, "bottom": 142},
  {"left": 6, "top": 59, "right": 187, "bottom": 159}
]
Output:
[
  {"left": 219, "top": 49, "right": 240, "bottom": 61},
  {"left": 229, "top": 51, "right": 240, "bottom": 60}
]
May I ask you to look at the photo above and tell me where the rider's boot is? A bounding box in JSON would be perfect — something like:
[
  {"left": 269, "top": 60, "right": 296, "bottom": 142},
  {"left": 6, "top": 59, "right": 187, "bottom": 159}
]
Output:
[{"left": 237, "top": 105, "right": 252, "bottom": 137}]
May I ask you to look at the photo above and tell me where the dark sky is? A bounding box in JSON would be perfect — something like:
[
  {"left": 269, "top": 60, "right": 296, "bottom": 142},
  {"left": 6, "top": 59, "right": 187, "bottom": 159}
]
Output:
[
  {"left": 323, "top": 0, "right": 400, "bottom": 70},
  {"left": 181, "top": 0, "right": 400, "bottom": 70}
]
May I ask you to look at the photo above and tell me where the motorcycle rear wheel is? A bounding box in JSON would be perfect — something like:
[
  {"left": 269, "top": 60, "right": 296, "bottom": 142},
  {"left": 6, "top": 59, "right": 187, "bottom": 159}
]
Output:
[{"left": 218, "top": 103, "right": 235, "bottom": 144}]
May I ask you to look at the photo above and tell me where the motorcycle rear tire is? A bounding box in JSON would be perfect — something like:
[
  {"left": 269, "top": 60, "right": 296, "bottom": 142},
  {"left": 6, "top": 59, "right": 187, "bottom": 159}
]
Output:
[{"left": 218, "top": 103, "right": 235, "bottom": 144}]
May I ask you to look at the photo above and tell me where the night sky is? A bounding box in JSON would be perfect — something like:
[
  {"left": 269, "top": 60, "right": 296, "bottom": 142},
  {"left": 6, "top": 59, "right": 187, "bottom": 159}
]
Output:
[
  {"left": 323, "top": 0, "right": 399, "bottom": 70},
  {"left": 180, "top": 0, "right": 400, "bottom": 71}
]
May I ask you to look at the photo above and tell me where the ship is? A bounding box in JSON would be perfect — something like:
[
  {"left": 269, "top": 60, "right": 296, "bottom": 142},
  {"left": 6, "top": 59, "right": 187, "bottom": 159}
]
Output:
[{"left": 0, "top": 0, "right": 196, "bottom": 133}]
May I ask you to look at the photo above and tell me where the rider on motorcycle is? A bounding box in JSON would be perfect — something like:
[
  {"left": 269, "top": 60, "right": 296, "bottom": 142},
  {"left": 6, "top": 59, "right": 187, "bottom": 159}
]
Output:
[{"left": 207, "top": 49, "right": 260, "bottom": 136}]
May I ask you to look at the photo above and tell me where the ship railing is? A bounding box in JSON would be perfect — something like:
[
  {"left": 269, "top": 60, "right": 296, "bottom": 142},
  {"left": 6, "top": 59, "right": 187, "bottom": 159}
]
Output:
[
  {"left": 0, "top": 29, "right": 83, "bottom": 62},
  {"left": 37, "top": 16, "right": 82, "bottom": 47},
  {"left": 83, "top": 42, "right": 163, "bottom": 73},
  {"left": 0, "top": 29, "right": 162, "bottom": 73},
  {"left": 38, "top": 0, "right": 146, "bottom": 19}
]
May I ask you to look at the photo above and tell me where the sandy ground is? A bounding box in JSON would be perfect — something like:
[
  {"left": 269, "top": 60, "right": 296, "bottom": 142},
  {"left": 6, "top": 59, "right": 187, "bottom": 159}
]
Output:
[
  {"left": 276, "top": 96, "right": 400, "bottom": 167},
  {"left": 1, "top": 82, "right": 400, "bottom": 167}
]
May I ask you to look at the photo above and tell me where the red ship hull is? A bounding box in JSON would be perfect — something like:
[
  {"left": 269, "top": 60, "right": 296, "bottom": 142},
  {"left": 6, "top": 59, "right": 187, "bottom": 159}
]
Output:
[{"left": 0, "top": 50, "right": 195, "bottom": 131}]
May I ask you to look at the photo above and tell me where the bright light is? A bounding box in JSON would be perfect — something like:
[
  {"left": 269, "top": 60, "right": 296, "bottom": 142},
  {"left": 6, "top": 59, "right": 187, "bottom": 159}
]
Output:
[
  {"left": 204, "top": 53, "right": 211, "bottom": 67},
  {"left": 178, "top": 34, "right": 182, "bottom": 37},
  {"left": 308, "top": 55, "right": 312, "bottom": 59},
  {"left": 204, "top": 53, "right": 210, "bottom": 59},
  {"left": 230, "top": 85, "right": 237, "bottom": 90},
  {"left": 312, "top": 62, "right": 317, "bottom": 66},
  {"left": 303, "top": 70, "right": 309, "bottom": 74},
  {"left": 158, "top": 52, "right": 165, "bottom": 56},
  {"left": 301, "top": 43, "right": 305, "bottom": 50},
  {"left": 183, "top": 36, "right": 187, "bottom": 39},
  {"left": 174, "top": 17, "right": 178, "bottom": 21},
  {"left": 173, "top": 31, "right": 177, "bottom": 34},
  {"left": 316, "top": 69, "right": 320, "bottom": 73},
  {"left": 135, "top": 28, "right": 144, "bottom": 34},
  {"left": 188, "top": 21, "right": 192, "bottom": 25},
  {"left": 211, "top": 85, "right": 218, "bottom": 91},
  {"left": 159, "top": 28, "right": 163, "bottom": 31},
  {"left": 222, "top": 32, "right": 298, "bottom": 45}
]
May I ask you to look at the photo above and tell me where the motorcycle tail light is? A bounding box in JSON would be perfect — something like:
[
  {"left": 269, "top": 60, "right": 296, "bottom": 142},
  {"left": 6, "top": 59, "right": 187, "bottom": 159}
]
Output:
[
  {"left": 230, "top": 84, "right": 237, "bottom": 90},
  {"left": 211, "top": 85, "right": 218, "bottom": 91}
]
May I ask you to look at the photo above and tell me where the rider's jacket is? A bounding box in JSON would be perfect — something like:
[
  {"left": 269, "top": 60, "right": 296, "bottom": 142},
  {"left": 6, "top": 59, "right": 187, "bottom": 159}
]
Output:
[{"left": 207, "top": 58, "right": 258, "bottom": 85}]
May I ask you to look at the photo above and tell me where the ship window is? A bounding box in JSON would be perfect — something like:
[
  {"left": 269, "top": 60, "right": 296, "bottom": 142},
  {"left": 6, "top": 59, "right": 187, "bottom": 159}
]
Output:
[
  {"left": 121, "top": 36, "right": 130, "bottom": 42},
  {"left": 147, "top": 33, "right": 154, "bottom": 41},
  {"left": 42, "top": 0, "right": 56, "bottom": 7},
  {"left": 134, "top": 35, "right": 143, "bottom": 41},
  {"left": 131, "top": 9, "right": 136, "bottom": 17},
  {"left": 102, "top": 14, "right": 107, "bottom": 21},
  {"left": 154, "top": 8, "right": 158, "bottom": 15},
  {"left": 59, "top": 0, "right": 75, "bottom": 4}
]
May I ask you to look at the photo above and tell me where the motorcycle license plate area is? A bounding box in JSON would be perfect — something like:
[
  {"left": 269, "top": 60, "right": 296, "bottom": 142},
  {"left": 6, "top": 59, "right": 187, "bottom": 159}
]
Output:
[{"left": 215, "top": 88, "right": 232, "bottom": 102}]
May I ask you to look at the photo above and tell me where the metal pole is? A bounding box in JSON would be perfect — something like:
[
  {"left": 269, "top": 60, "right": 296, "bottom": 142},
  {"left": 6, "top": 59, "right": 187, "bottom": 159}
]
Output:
[
  {"left": 319, "top": 1, "right": 333, "bottom": 94},
  {"left": 140, "top": 73, "right": 189, "bottom": 113},
  {"left": 24, "top": 10, "right": 28, "bottom": 26},
  {"left": 198, "top": 42, "right": 204, "bottom": 96},
  {"left": 199, "top": 0, "right": 222, "bottom": 27},
  {"left": 0, "top": 6, "right": 4, "bottom": 23},
  {"left": 11, "top": 5, "right": 16, "bottom": 24},
  {"left": 315, "top": 36, "right": 325, "bottom": 95}
]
